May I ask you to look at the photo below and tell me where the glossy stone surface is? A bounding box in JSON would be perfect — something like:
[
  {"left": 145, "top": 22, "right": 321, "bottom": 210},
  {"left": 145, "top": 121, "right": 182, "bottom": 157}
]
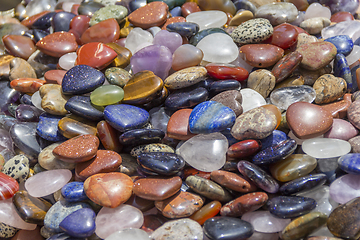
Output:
[
  {"left": 38, "top": 143, "right": 75, "bottom": 171},
  {"left": 166, "top": 109, "right": 196, "bottom": 140},
  {"left": 150, "top": 218, "right": 203, "bottom": 240},
  {"left": 211, "top": 170, "right": 254, "bottom": 193},
  {"left": 255, "top": 2, "right": 298, "bottom": 25},
  {"left": 61, "top": 181, "right": 88, "bottom": 202},
  {"left": 128, "top": 1, "right": 168, "bottom": 29},
  {"left": 241, "top": 211, "right": 290, "bottom": 234},
  {"left": 267, "top": 196, "right": 317, "bottom": 219},
  {"left": 186, "top": 10, "right": 227, "bottom": 31},
  {"left": 105, "top": 228, "right": 150, "bottom": 240},
  {"left": 164, "top": 66, "right": 207, "bottom": 90},
  {"left": 324, "top": 118, "right": 358, "bottom": 140},
  {"left": 2, "top": 154, "right": 29, "bottom": 183},
  {"left": 2, "top": 35, "right": 36, "bottom": 60},
  {"left": 58, "top": 115, "right": 98, "bottom": 138},
  {"left": 252, "top": 139, "right": 297, "bottom": 165},
  {"left": 9, "top": 57, "right": 37, "bottom": 81},
  {"left": 76, "top": 42, "right": 117, "bottom": 70},
  {"left": 272, "top": 51, "right": 302, "bottom": 83},
  {"left": 131, "top": 143, "right": 174, "bottom": 157},
  {"left": 80, "top": 18, "right": 120, "bottom": 44},
  {"left": 172, "top": 44, "right": 203, "bottom": 71},
  {"left": 105, "top": 67, "right": 131, "bottom": 87},
  {"left": 330, "top": 174, "right": 360, "bottom": 205},
  {"left": 203, "top": 217, "right": 254, "bottom": 240},
  {"left": 221, "top": 192, "right": 268, "bottom": 217},
  {"left": 313, "top": 74, "right": 347, "bottom": 104},
  {"left": 59, "top": 208, "right": 96, "bottom": 238},
  {"left": 89, "top": 5, "right": 127, "bottom": 26},
  {"left": 65, "top": 96, "right": 104, "bottom": 121},
  {"left": 137, "top": 152, "right": 185, "bottom": 176},
  {"left": 0, "top": 172, "right": 18, "bottom": 200},
  {"left": 0, "top": 198, "right": 37, "bottom": 230},
  {"left": 10, "top": 78, "right": 46, "bottom": 94},
  {"left": 90, "top": 84, "right": 124, "bottom": 106},
  {"left": 231, "top": 18, "right": 272, "bottom": 44},
  {"left": 302, "top": 138, "right": 351, "bottom": 159},
  {"left": 239, "top": 44, "right": 284, "bottom": 68},
  {"left": 36, "top": 32, "right": 77, "bottom": 58},
  {"left": 297, "top": 42, "right": 337, "bottom": 70},
  {"left": 279, "top": 174, "right": 327, "bottom": 195},
  {"left": 10, "top": 122, "right": 41, "bottom": 159},
  {"left": 165, "top": 86, "right": 208, "bottom": 111},
  {"left": 325, "top": 35, "right": 353, "bottom": 56},
  {"left": 36, "top": 113, "right": 65, "bottom": 142}
]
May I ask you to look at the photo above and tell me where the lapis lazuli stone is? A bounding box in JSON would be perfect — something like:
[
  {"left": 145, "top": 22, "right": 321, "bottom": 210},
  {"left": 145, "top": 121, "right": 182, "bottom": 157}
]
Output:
[
  {"left": 137, "top": 152, "right": 185, "bottom": 175},
  {"left": 203, "top": 217, "right": 254, "bottom": 240},
  {"left": 10, "top": 122, "right": 41, "bottom": 158},
  {"left": 61, "top": 182, "right": 88, "bottom": 202},
  {"left": 279, "top": 173, "right": 327, "bottom": 195},
  {"left": 164, "top": 86, "right": 208, "bottom": 111},
  {"left": 166, "top": 22, "right": 200, "bottom": 38},
  {"left": 208, "top": 80, "right": 241, "bottom": 97},
  {"left": 189, "top": 101, "right": 236, "bottom": 134},
  {"left": 260, "top": 130, "right": 288, "bottom": 150},
  {"left": 119, "top": 128, "right": 165, "bottom": 146},
  {"left": 32, "top": 11, "right": 57, "bottom": 30},
  {"left": 267, "top": 196, "right": 317, "bottom": 219},
  {"left": 338, "top": 153, "right": 360, "bottom": 174},
  {"left": 65, "top": 96, "right": 104, "bottom": 121},
  {"left": 334, "top": 53, "right": 352, "bottom": 89},
  {"left": 104, "top": 104, "right": 150, "bottom": 132},
  {"left": 62, "top": 65, "right": 105, "bottom": 95},
  {"left": 59, "top": 208, "right": 96, "bottom": 238},
  {"left": 52, "top": 12, "right": 76, "bottom": 32},
  {"left": 47, "top": 233, "right": 87, "bottom": 240},
  {"left": 324, "top": 35, "right": 354, "bottom": 56},
  {"left": 252, "top": 139, "right": 297, "bottom": 165},
  {"left": 36, "top": 113, "right": 67, "bottom": 142}
]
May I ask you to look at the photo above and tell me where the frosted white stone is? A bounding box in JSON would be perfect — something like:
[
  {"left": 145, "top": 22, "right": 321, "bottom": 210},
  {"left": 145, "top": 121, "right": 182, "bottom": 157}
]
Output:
[
  {"left": 186, "top": 11, "right": 227, "bottom": 31},
  {"left": 241, "top": 211, "right": 291, "bottom": 233},
  {"left": 304, "top": 3, "right": 331, "bottom": 20},
  {"left": 240, "top": 88, "right": 266, "bottom": 113},
  {"left": 58, "top": 52, "right": 77, "bottom": 71},
  {"left": 125, "top": 27, "right": 154, "bottom": 54},
  {"left": 0, "top": 198, "right": 37, "bottom": 230},
  {"left": 321, "top": 20, "right": 360, "bottom": 40},
  {"left": 31, "top": 91, "right": 45, "bottom": 111},
  {"left": 302, "top": 138, "right": 351, "bottom": 159},
  {"left": 150, "top": 218, "right": 203, "bottom": 240},
  {"left": 105, "top": 228, "right": 150, "bottom": 240},
  {"left": 329, "top": 174, "right": 360, "bottom": 204},
  {"left": 346, "top": 45, "right": 360, "bottom": 66}
]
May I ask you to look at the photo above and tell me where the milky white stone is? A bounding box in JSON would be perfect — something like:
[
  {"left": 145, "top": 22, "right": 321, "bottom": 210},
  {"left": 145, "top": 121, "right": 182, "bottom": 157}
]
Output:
[
  {"left": 346, "top": 45, "right": 360, "bottom": 66},
  {"left": 329, "top": 174, "right": 360, "bottom": 204},
  {"left": 150, "top": 218, "right": 203, "bottom": 240},
  {"left": 147, "top": 26, "right": 162, "bottom": 37},
  {"left": 25, "top": 169, "right": 72, "bottom": 197},
  {"left": 240, "top": 88, "right": 266, "bottom": 113},
  {"left": 0, "top": 198, "right": 37, "bottom": 230},
  {"left": 58, "top": 52, "right": 77, "bottom": 71},
  {"left": 321, "top": 20, "right": 360, "bottom": 40},
  {"left": 31, "top": 91, "right": 45, "bottom": 111},
  {"left": 302, "top": 138, "right": 351, "bottom": 159},
  {"left": 176, "top": 132, "right": 228, "bottom": 172},
  {"left": 247, "top": 231, "right": 279, "bottom": 240},
  {"left": 95, "top": 204, "right": 144, "bottom": 239},
  {"left": 105, "top": 228, "right": 150, "bottom": 240},
  {"left": 186, "top": 11, "right": 227, "bottom": 31},
  {"left": 196, "top": 33, "right": 239, "bottom": 64},
  {"left": 241, "top": 211, "right": 291, "bottom": 233},
  {"left": 125, "top": 27, "right": 154, "bottom": 54},
  {"left": 304, "top": 3, "right": 331, "bottom": 20}
]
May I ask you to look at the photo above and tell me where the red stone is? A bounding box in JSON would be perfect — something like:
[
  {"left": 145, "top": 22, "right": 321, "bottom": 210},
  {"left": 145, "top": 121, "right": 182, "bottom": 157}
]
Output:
[
  {"left": 0, "top": 172, "right": 19, "bottom": 200},
  {"left": 10, "top": 78, "right": 46, "bottom": 93},
  {"left": 167, "top": 109, "right": 196, "bottom": 141},
  {"left": 80, "top": 18, "right": 120, "bottom": 44},
  {"left": 36, "top": 32, "right": 78, "bottom": 58},
  {"left": 190, "top": 201, "right": 222, "bottom": 225},
  {"left": 239, "top": 44, "right": 284, "bottom": 68},
  {"left": 210, "top": 170, "right": 255, "bottom": 193},
  {"left": 2, "top": 35, "right": 36, "bottom": 60},
  {"left": 97, "top": 120, "right": 122, "bottom": 152},
  {"left": 265, "top": 23, "right": 299, "bottom": 49},
  {"left": 21, "top": 11, "right": 50, "bottom": 28},
  {"left": 161, "top": 16, "right": 186, "bottom": 30},
  {"left": 84, "top": 172, "right": 133, "bottom": 208},
  {"left": 128, "top": 1, "right": 169, "bottom": 29},
  {"left": 271, "top": 51, "right": 303, "bottom": 83},
  {"left": 330, "top": 11, "right": 354, "bottom": 23},
  {"left": 44, "top": 69, "right": 66, "bottom": 84},
  {"left": 181, "top": 2, "right": 201, "bottom": 17},
  {"left": 205, "top": 63, "right": 249, "bottom": 81},
  {"left": 227, "top": 140, "right": 262, "bottom": 159},
  {"left": 69, "top": 15, "right": 90, "bottom": 45},
  {"left": 75, "top": 42, "right": 117, "bottom": 70},
  {"left": 183, "top": 167, "right": 211, "bottom": 180}
]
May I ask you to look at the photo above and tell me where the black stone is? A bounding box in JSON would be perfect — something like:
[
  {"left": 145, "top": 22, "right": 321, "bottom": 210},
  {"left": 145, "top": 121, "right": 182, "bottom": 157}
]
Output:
[
  {"left": 203, "top": 217, "right": 254, "bottom": 240},
  {"left": 137, "top": 152, "right": 185, "bottom": 175},
  {"left": 267, "top": 196, "right": 317, "bottom": 219}
]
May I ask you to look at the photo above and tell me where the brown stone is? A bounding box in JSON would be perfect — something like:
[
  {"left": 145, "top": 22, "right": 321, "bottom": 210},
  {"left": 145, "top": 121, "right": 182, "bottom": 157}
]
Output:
[
  {"left": 229, "top": 10, "right": 254, "bottom": 26},
  {"left": 210, "top": 90, "right": 243, "bottom": 116},
  {"left": 166, "top": 109, "right": 196, "bottom": 141},
  {"left": 320, "top": 93, "right": 352, "bottom": 118},
  {"left": 181, "top": 2, "right": 201, "bottom": 17},
  {"left": 36, "top": 32, "right": 77, "bottom": 58},
  {"left": 286, "top": 102, "right": 333, "bottom": 139},
  {"left": 247, "top": 69, "right": 276, "bottom": 98},
  {"left": 84, "top": 172, "right": 133, "bottom": 208},
  {"left": 80, "top": 18, "right": 120, "bottom": 44},
  {"left": 133, "top": 176, "right": 182, "bottom": 201},
  {"left": 210, "top": 170, "right": 255, "bottom": 193},
  {"left": 239, "top": 44, "right": 284, "bottom": 68},
  {"left": 0, "top": 55, "right": 15, "bottom": 80},
  {"left": 106, "top": 42, "right": 132, "bottom": 69},
  {"left": 52, "top": 134, "right": 100, "bottom": 163},
  {"left": 125, "top": 194, "right": 154, "bottom": 212},
  {"left": 9, "top": 57, "right": 36, "bottom": 80},
  {"left": 2, "top": 35, "right": 36, "bottom": 60},
  {"left": 128, "top": 2, "right": 169, "bottom": 29},
  {"left": 313, "top": 74, "right": 347, "bottom": 104}
]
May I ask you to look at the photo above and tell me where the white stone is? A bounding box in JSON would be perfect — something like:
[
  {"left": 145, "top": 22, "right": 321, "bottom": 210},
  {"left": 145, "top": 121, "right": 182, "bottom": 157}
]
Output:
[
  {"left": 125, "top": 27, "right": 154, "bottom": 54},
  {"left": 302, "top": 138, "right": 351, "bottom": 159},
  {"left": 58, "top": 52, "right": 77, "bottom": 71},
  {"left": 105, "top": 228, "right": 150, "bottom": 240},
  {"left": 329, "top": 173, "right": 360, "bottom": 204},
  {"left": 321, "top": 20, "right": 360, "bottom": 40},
  {"left": 186, "top": 11, "right": 227, "bottom": 31},
  {"left": 241, "top": 211, "right": 291, "bottom": 233},
  {"left": 150, "top": 218, "right": 203, "bottom": 240},
  {"left": 300, "top": 17, "right": 331, "bottom": 35},
  {"left": 240, "top": 88, "right": 266, "bottom": 113},
  {"left": 304, "top": 3, "right": 331, "bottom": 20},
  {"left": 31, "top": 91, "right": 45, "bottom": 111},
  {"left": 346, "top": 45, "right": 360, "bottom": 66},
  {"left": 0, "top": 198, "right": 37, "bottom": 230}
]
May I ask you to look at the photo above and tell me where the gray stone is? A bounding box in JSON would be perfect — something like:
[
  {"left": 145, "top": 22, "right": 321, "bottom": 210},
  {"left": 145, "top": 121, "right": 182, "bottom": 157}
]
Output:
[
  {"left": 230, "top": 18, "right": 273, "bottom": 44},
  {"left": 255, "top": 2, "right": 298, "bottom": 26}
]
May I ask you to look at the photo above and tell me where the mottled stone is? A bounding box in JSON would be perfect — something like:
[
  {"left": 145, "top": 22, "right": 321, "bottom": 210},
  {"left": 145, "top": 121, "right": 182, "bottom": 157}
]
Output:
[
  {"left": 346, "top": 100, "right": 360, "bottom": 130},
  {"left": 210, "top": 90, "right": 242, "bottom": 116},
  {"left": 297, "top": 42, "right": 337, "bottom": 71},
  {"left": 247, "top": 69, "right": 276, "bottom": 98},
  {"left": 89, "top": 5, "right": 128, "bottom": 26},
  {"left": 254, "top": 2, "right": 298, "bottom": 25},
  {"left": 39, "top": 84, "right": 69, "bottom": 116},
  {"left": 300, "top": 17, "right": 331, "bottom": 35},
  {"left": 150, "top": 218, "right": 203, "bottom": 240},
  {"left": 130, "top": 143, "right": 174, "bottom": 157},
  {"left": 230, "top": 18, "right": 272, "bottom": 44},
  {"left": 164, "top": 66, "right": 207, "bottom": 90},
  {"left": 313, "top": 74, "right": 347, "bottom": 104},
  {"left": 0, "top": 222, "right": 17, "bottom": 238},
  {"left": 210, "top": 170, "right": 254, "bottom": 193},
  {"left": 105, "top": 67, "right": 131, "bottom": 87}
]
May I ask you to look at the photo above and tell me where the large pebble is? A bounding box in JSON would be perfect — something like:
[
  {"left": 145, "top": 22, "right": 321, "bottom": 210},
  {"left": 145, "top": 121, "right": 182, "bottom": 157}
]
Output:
[
  {"left": 231, "top": 18, "right": 272, "bottom": 44},
  {"left": 186, "top": 10, "right": 227, "bottom": 31},
  {"left": 239, "top": 44, "right": 284, "bottom": 68},
  {"left": 9, "top": 58, "right": 36, "bottom": 80},
  {"left": 164, "top": 66, "right": 207, "bottom": 90},
  {"left": 59, "top": 208, "right": 96, "bottom": 238},
  {"left": 297, "top": 42, "right": 337, "bottom": 71},
  {"left": 267, "top": 196, "right": 317, "bottom": 219},
  {"left": 39, "top": 84, "right": 69, "bottom": 116},
  {"left": 128, "top": 1, "right": 168, "bottom": 29},
  {"left": 150, "top": 218, "right": 203, "bottom": 240},
  {"left": 247, "top": 69, "right": 275, "bottom": 98},
  {"left": 203, "top": 217, "right": 254, "bottom": 240},
  {"left": 254, "top": 2, "right": 298, "bottom": 25}
]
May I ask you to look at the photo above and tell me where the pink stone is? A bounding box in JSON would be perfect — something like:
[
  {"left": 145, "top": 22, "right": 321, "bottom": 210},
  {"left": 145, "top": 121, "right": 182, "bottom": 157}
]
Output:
[
  {"left": 153, "top": 30, "right": 182, "bottom": 54},
  {"left": 324, "top": 118, "right": 359, "bottom": 140},
  {"left": 329, "top": 174, "right": 360, "bottom": 204},
  {"left": 24, "top": 169, "right": 72, "bottom": 197},
  {"left": 0, "top": 198, "right": 37, "bottom": 230},
  {"left": 241, "top": 211, "right": 291, "bottom": 233}
]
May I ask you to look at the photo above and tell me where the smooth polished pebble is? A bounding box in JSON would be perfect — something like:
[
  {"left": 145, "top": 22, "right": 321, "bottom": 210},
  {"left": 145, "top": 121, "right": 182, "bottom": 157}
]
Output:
[
  {"left": 231, "top": 18, "right": 272, "bottom": 44},
  {"left": 150, "top": 218, "right": 203, "bottom": 240},
  {"left": 90, "top": 84, "right": 124, "bottom": 106},
  {"left": 297, "top": 42, "right": 337, "bottom": 71},
  {"left": 203, "top": 217, "right": 254, "bottom": 240},
  {"left": 279, "top": 174, "right": 327, "bottom": 195},
  {"left": 59, "top": 208, "right": 96, "bottom": 238},
  {"left": 2, "top": 154, "right": 29, "bottom": 183},
  {"left": 330, "top": 174, "right": 360, "bottom": 204},
  {"left": 137, "top": 152, "right": 185, "bottom": 176},
  {"left": 80, "top": 18, "right": 120, "bottom": 44},
  {"left": 38, "top": 143, "right": 76, "bottom": 170},
  {"left": 58, "top": 114, "right": 98, "bottom": 138},
  {"left": 252, "top": 139, "right": 297, "bottom": 165},
  {"left": 313, "top": 74, "right": 347, "bottom": 104},
  {"left": 39, "top": 84, "right": 69, "bottom": 116},
  {"left": 76, "top": 42, "right": 117, "bottom": 70},
  {"left": 36, "top": 32, "right": 77, "bottom": 58},
  {"left": 165, "top": 86, "right": 208, "bottom": 111},
  {"left": 324, "top": 118, "right": 358, "bottom": 140},
  {"left": 128, "top": 1, "right": 168, "bottom": 29},
  {"left": 255, "top": 2, "right": 298, "bottom": 25},
  {"left": 247, "top": 69, "right": 275, "bottom": 98},
  {"left": 186, "top": 10, "right": 227, "bottom": 31},
  {"left": 239, "top": 44, "right": 284, "bottom": 68},
  {"left": 267, "top": 196, "right": 317, "bottom": 219},
  {"left": 302, "top": 138, "right": 351, "bottom": 159},
  {"left": 324, "top": 35, "right": 354, "bottom": 56},
  {"left": 61, "top": 181, "right": 88, "bottom": 202},
  {"left": 172, "top": 44, "right": 203, "bottom": 71},
  {"left": 65, "top": 96, "right": 104, "bottom": 121},
  {"left": 241, "top": 210, "right": 291, "bottom": 233},
  {"left": 211, "top": 170, "right": 254, "bottom": 193}
]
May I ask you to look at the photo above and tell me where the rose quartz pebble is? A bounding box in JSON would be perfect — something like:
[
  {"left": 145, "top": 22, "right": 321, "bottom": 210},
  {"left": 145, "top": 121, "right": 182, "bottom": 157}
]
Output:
[
  {"left": 2, "top": 35, "right": 36, "bottom": 60},
  {"left": 44, "top": 70, "right": 66, "bottom": 84},
  {"left": 24, "top": 169, "right": 72, "bottom": 197},
  {"left": 59, "top": 52, "right": 77, "bottom": 70},
  {"left": 241, "top": 211, "right": 291, "bottom": 233},
  {"left": 0, "top": 198, "right": 37, "bottom": 230},
  {"left": 95, "top": 204, "right": 144, "bottom": 239},
  {"left": 80, "top": 18, "right": 120, "bottom": 44},
  {"left": 36, "top": 32, "right": 78, "bottom": 58},
  {"left": 172, "top": 44, "right": 203, "bottom": 71},
  {"left": 324, "top": 118, "right": 359, "bottom": 140},
  {"left": 304, "top": 3, "right": 331, "bottom": 20}
]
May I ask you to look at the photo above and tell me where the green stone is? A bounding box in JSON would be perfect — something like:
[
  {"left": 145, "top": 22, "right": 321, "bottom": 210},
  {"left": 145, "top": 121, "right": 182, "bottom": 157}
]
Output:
[
  {"left": 89, "top": 5, "right": 128, "bottom": 26},
  {"left": 189, "top": 28, "right": 229, "bottom": 46},
  {"left": 105, "top": 67, "right": 132, "bottom": 87},
  {"left": 90, "top": 85, "right": 124, "bottom": 106}
]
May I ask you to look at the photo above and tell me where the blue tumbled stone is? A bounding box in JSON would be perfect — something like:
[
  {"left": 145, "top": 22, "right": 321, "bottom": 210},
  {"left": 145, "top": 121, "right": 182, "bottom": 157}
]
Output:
[
  {"left": 252, "top": 139, "right": 297, "bottom": 165},
  {"left": 119, "top": 128, "right": 165, "bottom": 146},
  {"left": 62, "top": 65, "right": 105, "bottom": 95},
  {"left": 65, "top": 96, "right": 104, "bottom": 121},
  {"left": 334, "top": 53, "right": 352, "bottom": 89},
  {"left": 338, "top": 153, "right": 360, "bottom": 174},
  {"left": 47, "top": 233, "right": 87, "bottom": 240},
  {"left": 189, "top": 101, "right": 236, "bottom": 134},
  {"left": 267, "top": 196, "right": 317, "bottom": 219},
  {"left": 279, "top": 173, "right": 327, "bottom": 195},
  {"left": 104, "top": 104, "right": 150, "bottom": 132},
  {"left": 137, "top": 152, "right": 185, "bottom": 175},
  {"left": 166, "top": 22, "right": 200, "bottom": 38},
  {"left": 324, "top": 35, "right": 353, "bottom": 56},
  {"left": 61, "top": 182, "right": 88, "bottom": 202},
  {"left": 170, "top": 6, "right": 182, "bottom": 16},
  {"left": 36, "top": 113, "right": 67, "bottom": 142},
  {"left": 164, "top": 86, "right": 208, "bottom": 111},
  {"left": 32, "top": 11, "right": 56, "bottom": 30},
  {"left": 260, "top": 130, "right": 288, "bottom": 149},
  {"left": 52, "top": 12, "right": 76, "bottom": 32},
  {"left": 209, "top": 79, "right": 241, "bottom": 97},
  {"left": 59, "top": 208, "right": 96, "bottom": 238}
]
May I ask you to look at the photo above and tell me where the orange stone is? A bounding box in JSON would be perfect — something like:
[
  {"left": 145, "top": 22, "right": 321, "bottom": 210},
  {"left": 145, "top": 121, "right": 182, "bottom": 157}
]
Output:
[
  {"left": 210, "top": 170, "right": 255, "bottom": 193},
  {"left": 36, "top": 32, "right": 78, "bottom": 58},
  {"left": 167, "top": 109, "right": 197, "bottom": 140},
  {"left": 183, "top": 167, "right": 211, "bottom": 180},
  {"left": 80, "top": 18, "right": 120, "bottom": 44},
  {"left": 10, "top": 78, "right": 46, "bottom": 93},
  {"left": 76, "top": 42, "right": 117, "bottom": 70},
  {"left": 128, "top": 1, "right": 169, "bottom": 29},
  {"left": 190, "top": 201, "right": 222, "bottom": 225}
]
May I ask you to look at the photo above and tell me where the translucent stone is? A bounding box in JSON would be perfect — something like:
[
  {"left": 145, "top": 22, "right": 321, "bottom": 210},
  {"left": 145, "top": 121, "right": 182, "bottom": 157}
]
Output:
[
  {"left": 152, "top": 30, "right": 182, "bottom": 54},
  {"left": 24, "top": 169, "right": 72, "bottom": 197},
  {"left": 270, "top": 85, "right": 316, "bottom": 111},
  {"left": 196, "top": 33, "right": 239, "bottom": 64},
  {"left": 90, "top": 85, "right": 124, "bottom": 106},
  {"left": 304, "top": 3, "right": 331, "bottom": 20},
  {"left": 172, "top": 44, "right": 204, "bottom": 71},
  {"left": 149, "top": 107, "right": 170, "bottom": 133},
  {"left": 30, "top": 91, "right": 45, "bottom": 111},
  {"left": 329, "top": 174, "right": 360, "bottom": 204},
  {"left": 321, "top": 20, "right": 360, "bottom": 40},
  {"left": 0, "top": 198, "right": 37, "bottom": 230},
  {"left": 59, "top": 52, "right": 77, "bottom": 71},
  {"left": 24, "top": 0, "right": 56, "bottom": 17},
  {"left": 302, "top": 138, "right": 351, "bottom": 159},
  {"left": 240, "top": 88, "right": 266, "bottom": 113},
  {"left": 95, "top": 204, "right": 144, "bottom": 239},
  {"left": 346, "top": 45, "right": 360, "bottom": 66},
  {"left": 125, "top": 27, "right": 154, "bottom": 55},
  {"left": 241, "top": 211, "right": 291, "bottom": 233},
  {"left": 147, "top": 26, "right": 161, "bottom": 37},
  {"left": 297, "top": 185, "right": 338, "bottom": 216},
  {"left": 176, "top": 132, "right": 228, "bottom": 172},
  {"left": 186, "top": 11, "right": 228, "bottom": 31},
  {"left": 105, "top": 228, "right": 150, "bottom": 240},
  {"left": 231, "top": 55, "right": 254, "bottom": 73}
]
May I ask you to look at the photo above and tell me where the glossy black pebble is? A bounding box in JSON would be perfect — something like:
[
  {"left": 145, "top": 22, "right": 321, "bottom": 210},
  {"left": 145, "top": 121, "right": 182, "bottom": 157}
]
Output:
[
  {"left": 119, "top": 128, "right": 165, "bottom": 146},
  {"left": 137, "top": 152, "right": 185, "bottom": 175},
  {"left": 267, "top": 196, "right": 317, "bottom": 219}
]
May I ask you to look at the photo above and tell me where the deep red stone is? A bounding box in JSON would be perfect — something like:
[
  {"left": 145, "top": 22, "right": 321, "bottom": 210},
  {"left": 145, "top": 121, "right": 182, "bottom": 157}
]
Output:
[
  {"left": 330, "top": 11, "right": 354, "bottom": 23},
  {"left": 80, "top": 18, "right": 120, "bottom": 44},
  {"left": 239, "top": 44, "right": 284, "bottom": 68},
  {"left": 2, "top": 35, "right": 36, "bottom": 60},
  {"left": 97, "top": 120, "right": 122, "bottom": 153},
  {"left": 205, "top": 64, "right": 249, "bottom": 81},
  {"left": 294, "top": 25, "right": 309, "bottom": 35},
  {"left": 69, "top": 15, "right": 90, "bottom": 45},
  {"left": 0, "top": 172, "right": 19, "bottom": 200},
  {"left": 227, "top": 139, "right": 262, "bottom": 159},
  {"left": 271, "top": 51, "right": 303, "bottom": 83},
  {"left": 36, "top": 32, "right": 78, "bottom": 57},
  {"left": 265, "top": 23, "right": 299, "bottom": 49},
  {"left": 167, "top": 109, "right": 196, "bottom": 141},
  {"left": 76, "top": 42, "right": 117, "bottom": 70}
]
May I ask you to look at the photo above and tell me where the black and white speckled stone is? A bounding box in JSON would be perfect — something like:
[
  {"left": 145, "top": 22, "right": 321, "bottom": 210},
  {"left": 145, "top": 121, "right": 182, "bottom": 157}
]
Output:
[
  {"left": 2, "top": 154, "right": 29, "bottom": 183},
  {"left": 230, "top": 18, "right": 273, "bottom": 44},
  {"left": 130, "top": 143, "right": 175, "bottom": 157},
  {"left": 0, "top": 222, "right": 17, "bottom": 238}
]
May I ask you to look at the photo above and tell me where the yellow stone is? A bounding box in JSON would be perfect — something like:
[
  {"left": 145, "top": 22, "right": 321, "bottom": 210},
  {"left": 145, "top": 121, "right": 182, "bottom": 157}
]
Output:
[
  {"left": 106, "top": 42, "right": 132, "bottom": 69},
  {"left": 275, "top": 75, "right": 304, "bottom": 89},
  {"left": 229, "top": 10, "right": 254, "bottom": 26}
]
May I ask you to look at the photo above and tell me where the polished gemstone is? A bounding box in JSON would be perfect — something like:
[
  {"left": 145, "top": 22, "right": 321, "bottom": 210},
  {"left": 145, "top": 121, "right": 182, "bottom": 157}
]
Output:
[
  {"left": 267, "top": 196, "right": 317, "bottom": 219},
  {"left": 76, "top": 42, "right": 117, "bottom": 70},
  {"left": 36, "top": 32, "right": 77, "bottom": 58},
  {"left": 203, "top": 217, "right": 254, "bottom": 240},
  {"left": 239, "top": 44, "right": 284, "bottom": 68},
  {"left": 80, "top": 18, "right": 120, "bottom": 44}
]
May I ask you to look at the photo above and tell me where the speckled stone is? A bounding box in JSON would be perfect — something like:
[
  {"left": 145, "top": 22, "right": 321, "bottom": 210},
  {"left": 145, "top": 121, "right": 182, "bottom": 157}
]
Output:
[
  {"left": 349, "top": 136, "right": 360, "bottom": 153},
  {"left": 348, "top": 100, "right": 360, "bottom": 130},
  {"left": 0, "top": 222, "right": 17, "bottom": 238},
  {"left": 313, "top": 74, "right": 347, "bottom": 104},
  {"left": 61, "top": 182, "right": 88, "bottom": 202},
  {"left": 39, "top": 84, "right": 69, "bottom": 116},
  {"left": 150, "top": 218, "right": 203, "bottom": 240},
  {"left": 105, "top": 67, "right": 132, "bottom": 87},
  {"left": 247, "top": 69, "right": 276, "bottom": 98},
  {"left": 252, "top": 139, "right": 297, "bottom": 165},
  {"left": 89, "top": 5, "right": 128, "bottom": 26},
  {"left": 9, "top": 58, "right": 36, "bottom": 81},
  {"left": 2, "top": 154, "right": 29, "bottom": 183},
  {"left": 210, "top": 170, "right": 254, "bottom": 193},
  {"left": 230, "top": 18, "right": 273, "bottom": 44},
  {"left": 128, "top": 1, "right": 169, "bottom": 29},
  {"left": 130, "top": 143, "right": 174, "bottom": 157},
  {"left": 163, "top": 66, "right": 207, "bottom": 90},
  {"left": 267, "top": 196, "right": 317, "bottom": 219}
]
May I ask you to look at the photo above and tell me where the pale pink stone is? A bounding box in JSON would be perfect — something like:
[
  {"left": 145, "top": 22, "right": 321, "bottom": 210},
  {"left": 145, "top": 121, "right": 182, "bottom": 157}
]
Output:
[
  {"left": 246, "top": 231, "right": 279, "bottom": 240},
  {"left": 324, "top": 118, "right": 359, "bottom": 140},
  {"left": 0, "top": 198, "right": 37, "bottom": 230},
  {"left": 24, "top": 169, "right": 72, "bottom": 197},
  {"left": 241, "top": 211, "right": 291, "bottom": 233},
  {"left": 329, "top": 173, "right": 360, "bottom": 204},
  {"left": 59, "top": 52, "right": 77, "bottom": 70},
  {"left": 304, "top": 3, "right": 331, "bottom": 20}
]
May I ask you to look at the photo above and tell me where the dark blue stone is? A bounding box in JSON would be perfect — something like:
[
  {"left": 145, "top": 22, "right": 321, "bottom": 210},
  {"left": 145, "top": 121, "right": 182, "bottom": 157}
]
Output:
[
  {"left": 104, "top": 104, "right": 150, "bottom": 132},
  {"left": 137, "top": 152, "right": 185, "bottom": 175},
  {"left": 354, "top": 36, "right": 360, "bottom": 46},
  {"left": 59, "top": 208, "right": 96, "bottom": 238},
  {"left": 129, "top": 0, "right": 147, "bottom": 12},
  {"left": 338, "top": 153, "right": 360, "bottom": 174},
  {"left": 194, "top": 78, "right": 214, "bottom": 90},
  {"left": 208, "top": 80, "right": 241, "bottom": 97},
  {"left": 279, "top": 173, "right": 327, "bottom": 195},
  {"left": 170, "top": 6, "right": 182, "bottom": 16},
  {"left": 164, "top": 86, "right": 208, "bottom": 111},
  {"left": 189, "top": 28, "right": 229, "bottom": 46},
  {"left": 252, "top": 139, "right": 297, "bottom": 165},
  {"left": 0, "top": 81, "right": 20, "bottom": 112},
  {"left": 189, "top": 101, "right": 236, "bottom": 134},
  {"left": 334, "top": 53, "right": 352, "bottom": 89},
  {"left": 65, "top": 96, "right": 104, "bottom": 121},
  {"left": 36, "top": 113, "right": 67, "bottom": 142},
  {"left": 119, "top": 128, "right": 165, "bottom": 146},
  {"left": 260, "top": 130, "right": 288, "bottom": 150},
  {"left": 61, "top": 182, "right": 88, "bottom": 202},
  {"left": 324, "top": 35, "right": 354, "bottom": 56},
  {"left": 47, "top": 233, "right": 87, "bottom": 240},
  {"left": 233, "top": 0, "right": 257, "bottom": 13},
  {"left": 166, "top": 22, "right": 200, "bottom": 38},
  {"left": 203, "top": 217, "right": 254, "bottom": 240},
  {"left": 62, "top": 65, "right": 105, "bottom": 95},
  {"left": 10, "top": 122, "right": 41, "bottom": 158},
  {"left": 33, "top": 29, "right": 49, "bottom": 42},
  {"left": 32, "top": 12, "right": 56, "bottom": 30},
  {"left": 15, "top": 104, "right": 42, "bottom": 122},
  {"left": 20, "top": 94, "right": 34, "bottom": 106},
  {"left": 52, "top": 12, "right": 76, "bottom": 32},
  {"left": 77, "top": 1, "right": 105, "bottom": 17},
  {"left": 267, "top": 196, "right": 317, "bottom": 219},
  {"left": 221, "top": 128, "right": 239, "bottom": 146}
]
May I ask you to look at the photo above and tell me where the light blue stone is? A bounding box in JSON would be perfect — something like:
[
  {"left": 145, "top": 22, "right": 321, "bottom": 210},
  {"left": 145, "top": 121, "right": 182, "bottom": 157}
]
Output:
[
  {"left": 260, "top": 130, "right": 289, "bottom": 149},
  {"left": 36, "top": 113, "right": 67, "bottom": 142},
  {"left": 166, "top": 22, "right": 200, "bottom": 38},
  {"left": 61, "top": 182, "right": 88, "bottom": 202},
  {"left": 338, "top": 153, "right": 360, "bottom": 174},
  {"left": 170, "top": 6, "right": 182, "bottom": 16},
  {"left": 324, "top": 35, "right": 354, "bottom": 56},
  {"left": 189, "top": 101, "right": 236, "bottom": 134},
  {"left": 104, "top": 104, "right": 150, "bottom": 132},
  {"left": 334, "top": 53, "right": 352, "bottom": 89}
]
